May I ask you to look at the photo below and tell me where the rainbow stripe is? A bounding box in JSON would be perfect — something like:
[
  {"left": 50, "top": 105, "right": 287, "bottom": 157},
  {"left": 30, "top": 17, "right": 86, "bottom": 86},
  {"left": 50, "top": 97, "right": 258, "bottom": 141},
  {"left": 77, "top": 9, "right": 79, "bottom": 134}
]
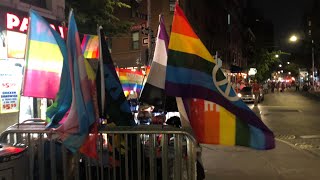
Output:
[
  {"left": 81, "top": 34, "right": 99, "bottom": 59},
  {"left": 118, "top": 69, "right": 144, "bottom": 95},
  {"left": 166, "top": 4, "right": 275, "bottom": 150},
  {"left": 23, "top": 10, "right": 66, "bottom": 99}
]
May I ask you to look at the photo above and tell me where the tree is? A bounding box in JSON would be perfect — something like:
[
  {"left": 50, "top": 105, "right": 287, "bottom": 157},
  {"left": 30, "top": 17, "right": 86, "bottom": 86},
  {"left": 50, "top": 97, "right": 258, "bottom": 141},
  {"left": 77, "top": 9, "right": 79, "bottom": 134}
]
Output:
[
  {"left": 284, "top": 63, "right": 300, "bottom": 78},
  {"left": 65, "top": 0, "right": 133, "bottom": 35},
  {"left": 249, "top": 49, "right": 284, "bottom": 82}
]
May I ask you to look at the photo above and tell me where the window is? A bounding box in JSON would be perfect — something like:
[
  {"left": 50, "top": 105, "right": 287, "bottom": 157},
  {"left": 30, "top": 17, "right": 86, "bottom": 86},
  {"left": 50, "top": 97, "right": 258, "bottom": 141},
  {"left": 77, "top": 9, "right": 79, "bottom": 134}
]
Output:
[
  {"left": 169, "top": 0, "right": 175, "bottom": 12},
  {"left": 21, "top": 0, "right": 47, "bottom": 9},
  {"left": 132, "top": 32, "right": 139, "bottom": 50}
]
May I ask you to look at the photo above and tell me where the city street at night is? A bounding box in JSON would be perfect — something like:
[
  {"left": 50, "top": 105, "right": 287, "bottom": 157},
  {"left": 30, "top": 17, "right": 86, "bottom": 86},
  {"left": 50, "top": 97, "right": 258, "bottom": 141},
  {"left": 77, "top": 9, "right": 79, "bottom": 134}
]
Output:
[
  {"left": 2, "top": 0, "right": 320, "bottom": 179},
  {"left": 202, "top": 88, "right": 320, "bottom": 180}
]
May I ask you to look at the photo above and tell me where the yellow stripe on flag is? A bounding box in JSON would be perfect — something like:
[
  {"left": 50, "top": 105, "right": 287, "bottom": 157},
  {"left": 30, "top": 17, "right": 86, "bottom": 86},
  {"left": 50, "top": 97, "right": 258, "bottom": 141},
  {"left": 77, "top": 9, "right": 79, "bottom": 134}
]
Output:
[
  {"left": 169, "top": 32, "right": 215, "bottom": 63},
  {"left": 219, "top": 106, "right": 236, "bottom": 145},
  {"left": 27, "top": 40, "right": 63, "bottom": 73}
]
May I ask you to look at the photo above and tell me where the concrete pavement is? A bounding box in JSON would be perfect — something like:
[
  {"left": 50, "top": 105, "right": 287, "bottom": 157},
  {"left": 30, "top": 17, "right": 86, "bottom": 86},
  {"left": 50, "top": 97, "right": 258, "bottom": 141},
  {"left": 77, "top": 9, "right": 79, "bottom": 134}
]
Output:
[
  {"left": 201, "top": 140, "right": 320, "bottom": 180},
  {"left": 201, "top": 88, "right": 320, "bottom": 180}
]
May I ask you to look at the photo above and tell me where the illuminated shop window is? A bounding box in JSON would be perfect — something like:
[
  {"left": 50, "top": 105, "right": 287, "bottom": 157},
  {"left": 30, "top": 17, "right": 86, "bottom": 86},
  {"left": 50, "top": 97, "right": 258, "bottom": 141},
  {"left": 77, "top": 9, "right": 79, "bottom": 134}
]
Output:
[{"left": 7, "top": 31, "right": 27, "bottom": 59}]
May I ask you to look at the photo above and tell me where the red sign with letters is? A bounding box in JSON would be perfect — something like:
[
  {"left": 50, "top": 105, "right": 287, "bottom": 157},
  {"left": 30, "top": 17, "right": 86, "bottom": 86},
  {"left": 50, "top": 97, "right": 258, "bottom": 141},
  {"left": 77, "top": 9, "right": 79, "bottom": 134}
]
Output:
[
  {"left": 6, "top": 12, "right": 65, "bottom": 38},
  {"left": 0, "top": 8, "right": 65, "bottom": 38}
]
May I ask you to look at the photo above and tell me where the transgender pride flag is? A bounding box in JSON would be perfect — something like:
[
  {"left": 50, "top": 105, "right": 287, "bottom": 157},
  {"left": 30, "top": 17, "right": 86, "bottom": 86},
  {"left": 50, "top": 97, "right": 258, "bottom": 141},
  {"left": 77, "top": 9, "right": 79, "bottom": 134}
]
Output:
[
  {"left": 55, "top": 10, "right": 96, "bottom": 152},
  {"left": 23, "top": 10, "right": 67, "bottom": 99}
]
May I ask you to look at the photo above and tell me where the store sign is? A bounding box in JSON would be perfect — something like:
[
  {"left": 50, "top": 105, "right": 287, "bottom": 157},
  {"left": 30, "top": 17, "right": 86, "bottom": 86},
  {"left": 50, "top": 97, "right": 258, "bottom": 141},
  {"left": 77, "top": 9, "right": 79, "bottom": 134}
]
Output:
[
  {"left": 5, "top": 12, "right": 65, "bottom": 38},
  {"left": 0, "top": 63, "right": 22, "bottom": 113}
]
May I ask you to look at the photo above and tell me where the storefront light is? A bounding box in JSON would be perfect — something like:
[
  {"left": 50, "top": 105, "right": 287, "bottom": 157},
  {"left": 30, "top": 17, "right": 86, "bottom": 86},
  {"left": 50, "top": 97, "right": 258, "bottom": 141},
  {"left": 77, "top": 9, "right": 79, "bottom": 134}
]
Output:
[{"left": 7, "top": 31, "right": 26, "bottom": 59}]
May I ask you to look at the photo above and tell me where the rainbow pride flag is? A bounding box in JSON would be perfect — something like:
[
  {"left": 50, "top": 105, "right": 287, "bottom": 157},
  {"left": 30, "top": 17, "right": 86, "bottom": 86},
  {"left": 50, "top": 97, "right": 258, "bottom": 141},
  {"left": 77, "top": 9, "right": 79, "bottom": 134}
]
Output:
[
  {"left": 118, "top": 68, "right": 145, "bottom": 96},
  {"left": 23, "top": 10, "right": 67, "bottom": 99},
  {"left": 81, "top": 34, "right": 99, "bottom": 59},
  {"left": 165, "top": 4, "right": 275, "bottom": 150}
]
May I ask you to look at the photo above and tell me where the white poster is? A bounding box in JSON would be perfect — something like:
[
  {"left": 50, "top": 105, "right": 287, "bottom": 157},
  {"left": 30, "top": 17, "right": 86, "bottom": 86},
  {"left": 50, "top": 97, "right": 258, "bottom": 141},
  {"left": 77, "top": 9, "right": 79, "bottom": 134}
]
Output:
[{"left": 0, "top": 61, "right": 23, "bottom": 113}]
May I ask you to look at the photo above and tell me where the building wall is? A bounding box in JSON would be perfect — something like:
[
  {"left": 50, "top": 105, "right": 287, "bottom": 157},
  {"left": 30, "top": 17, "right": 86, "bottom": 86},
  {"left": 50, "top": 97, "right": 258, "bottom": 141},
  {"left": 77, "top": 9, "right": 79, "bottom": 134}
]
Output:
[
  {"left": 111, "top": 0, "right": 251, "bottom": 76},
  {"left": 182, "top": 0, "right": 250, "bottom": 71},
  {"left": 111, "top": 0, "right": 174, "bottom": 67},
  {"left": 0, "top": 0, "right": 65, "bottom": 132}
]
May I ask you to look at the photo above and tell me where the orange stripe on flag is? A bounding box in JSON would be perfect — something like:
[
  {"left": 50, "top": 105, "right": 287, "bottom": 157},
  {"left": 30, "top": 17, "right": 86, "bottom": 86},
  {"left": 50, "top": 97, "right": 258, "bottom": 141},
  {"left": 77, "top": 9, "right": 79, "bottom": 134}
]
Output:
[
  {"left": 203, "top": 101, "right": 220, "bottom": 144},
  {"left": 171, "top": 5, "right": 198, "bottom": 39}
]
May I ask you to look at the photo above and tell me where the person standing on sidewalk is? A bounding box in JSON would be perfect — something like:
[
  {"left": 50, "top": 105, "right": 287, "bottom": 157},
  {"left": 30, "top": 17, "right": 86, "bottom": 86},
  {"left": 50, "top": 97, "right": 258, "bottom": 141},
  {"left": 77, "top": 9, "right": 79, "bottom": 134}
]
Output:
[
  {"left": 252, "top": 80, "right": 260, "bottom": 106},
  {"left": 295, "top": 81, "right": 300, "bottom": 91}
]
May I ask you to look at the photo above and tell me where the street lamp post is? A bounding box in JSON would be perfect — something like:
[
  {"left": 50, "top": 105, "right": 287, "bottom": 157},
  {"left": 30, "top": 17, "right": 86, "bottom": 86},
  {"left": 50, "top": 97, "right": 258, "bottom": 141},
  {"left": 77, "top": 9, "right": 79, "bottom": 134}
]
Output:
[
  {"left": 312, "top": 39, "right": 315, "bottom": 90},
  {"left": 289, "top": 34, "right": 315, "bottom": 90}
]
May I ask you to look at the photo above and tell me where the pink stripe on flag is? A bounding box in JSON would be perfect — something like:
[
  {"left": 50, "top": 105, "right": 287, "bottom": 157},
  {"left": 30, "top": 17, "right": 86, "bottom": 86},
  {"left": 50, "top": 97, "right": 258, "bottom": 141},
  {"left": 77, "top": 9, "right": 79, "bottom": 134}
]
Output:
[{"left": 23, "top": 69, "right": 61, "bottom": 99}]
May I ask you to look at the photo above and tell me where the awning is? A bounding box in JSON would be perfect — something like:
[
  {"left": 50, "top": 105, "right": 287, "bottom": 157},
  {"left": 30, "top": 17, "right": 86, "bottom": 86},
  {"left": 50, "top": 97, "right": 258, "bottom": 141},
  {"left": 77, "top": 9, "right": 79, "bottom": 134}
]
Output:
[{"left": 230, "top": 65, "right": 243, "bottom": 73}]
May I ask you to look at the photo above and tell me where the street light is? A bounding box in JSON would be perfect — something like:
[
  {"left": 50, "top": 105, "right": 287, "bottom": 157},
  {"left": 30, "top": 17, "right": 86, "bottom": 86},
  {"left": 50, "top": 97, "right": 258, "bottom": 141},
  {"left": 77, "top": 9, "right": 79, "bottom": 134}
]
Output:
[
  {"left": 289, "top": 34, "right": 315, "bottom": 90},
  {"left": 289, "top": 35, "right": 298, "bottom": 42}
]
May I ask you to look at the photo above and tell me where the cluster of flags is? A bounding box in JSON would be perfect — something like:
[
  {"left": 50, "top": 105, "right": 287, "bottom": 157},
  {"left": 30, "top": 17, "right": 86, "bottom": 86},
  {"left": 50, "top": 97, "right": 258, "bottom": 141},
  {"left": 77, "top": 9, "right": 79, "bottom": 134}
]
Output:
[
  {"left": 22, "top": 2, "right": 275, "bottom": 158},
  {"left": 23, "top": 9, "right": 134, "bottom": 158}
]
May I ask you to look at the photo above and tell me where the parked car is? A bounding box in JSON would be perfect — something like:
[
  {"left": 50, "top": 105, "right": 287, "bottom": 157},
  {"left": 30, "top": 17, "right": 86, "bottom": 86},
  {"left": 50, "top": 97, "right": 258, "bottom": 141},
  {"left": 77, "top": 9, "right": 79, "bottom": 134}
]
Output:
[{"left": 237, "top": 86, "right": 264, "bottom": 103}]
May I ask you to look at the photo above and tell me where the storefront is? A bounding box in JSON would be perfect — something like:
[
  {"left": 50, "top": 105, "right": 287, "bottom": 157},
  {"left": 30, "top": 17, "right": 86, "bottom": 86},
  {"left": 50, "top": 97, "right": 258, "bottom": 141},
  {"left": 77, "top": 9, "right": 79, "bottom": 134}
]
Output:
[{"left": 0, "top": 6, "right": 64, "bottom": 128}]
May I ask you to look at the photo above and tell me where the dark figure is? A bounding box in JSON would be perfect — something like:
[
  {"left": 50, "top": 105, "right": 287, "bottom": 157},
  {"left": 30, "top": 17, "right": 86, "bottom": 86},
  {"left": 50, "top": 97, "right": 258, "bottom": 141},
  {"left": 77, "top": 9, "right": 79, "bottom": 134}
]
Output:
[
  {"left": 295, "top": 82, "right": 300, "bottom": 91},
  {"left": 271, "top": 82, "right": 275, "bottom": 93},
  {"left": 165, "top": 116, "right": 205, "bottom": 180}
]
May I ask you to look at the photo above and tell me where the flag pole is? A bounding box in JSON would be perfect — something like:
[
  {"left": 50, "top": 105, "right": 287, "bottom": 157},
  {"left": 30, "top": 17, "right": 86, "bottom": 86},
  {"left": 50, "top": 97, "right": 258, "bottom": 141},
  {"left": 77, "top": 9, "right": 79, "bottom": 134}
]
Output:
[
  {"left": 18, "top": 10, "right": 33, "bottom": 126},
  {"left": 97, "top": 25, "right": 105, "bottom": 123}
]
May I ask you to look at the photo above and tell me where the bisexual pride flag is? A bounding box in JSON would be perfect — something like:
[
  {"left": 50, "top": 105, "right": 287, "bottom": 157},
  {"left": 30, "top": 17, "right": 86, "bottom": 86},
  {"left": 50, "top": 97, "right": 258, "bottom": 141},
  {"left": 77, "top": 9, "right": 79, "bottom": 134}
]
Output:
[{"left": 165, "top": 4, "right": 275, "bottom": 150}]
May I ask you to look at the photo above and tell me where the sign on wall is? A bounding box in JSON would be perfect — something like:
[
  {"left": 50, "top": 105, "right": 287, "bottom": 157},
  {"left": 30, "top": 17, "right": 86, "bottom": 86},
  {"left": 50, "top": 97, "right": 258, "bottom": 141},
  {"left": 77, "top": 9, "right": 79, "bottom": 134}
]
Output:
[{"left": 0, "top": 62, "right": 22, "bottom": 113}]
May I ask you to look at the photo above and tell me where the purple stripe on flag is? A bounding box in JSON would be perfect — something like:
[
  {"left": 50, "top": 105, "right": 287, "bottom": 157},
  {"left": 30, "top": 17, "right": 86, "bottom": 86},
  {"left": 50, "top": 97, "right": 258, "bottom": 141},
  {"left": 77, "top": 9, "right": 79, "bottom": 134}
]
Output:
[
  {"left": 165, "top": 82, "right": 273, "bottom": 133},
  {"left": 158, "top": 16, "right": 169, "bottom": 50},
  {"left": 166, "top": 82, "right": 275, "bottom": 149}
]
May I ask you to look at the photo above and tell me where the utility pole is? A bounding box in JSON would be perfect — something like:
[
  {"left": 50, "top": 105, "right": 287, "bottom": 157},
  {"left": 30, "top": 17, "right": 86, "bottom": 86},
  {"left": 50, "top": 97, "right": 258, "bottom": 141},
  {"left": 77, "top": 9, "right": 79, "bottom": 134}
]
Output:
[
  {"left": 146, "top": 0, "right": 151, "bottom": 66},
  {"left": 312, "top": 39, "right": 315, "bottom": 90}
]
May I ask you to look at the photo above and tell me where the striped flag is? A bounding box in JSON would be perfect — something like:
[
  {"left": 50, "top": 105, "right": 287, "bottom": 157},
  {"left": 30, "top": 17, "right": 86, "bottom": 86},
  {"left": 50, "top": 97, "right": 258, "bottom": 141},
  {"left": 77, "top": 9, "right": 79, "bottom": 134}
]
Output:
[
  {"left": 81, "top": 34, "right": 99, "bottom": 59},
  {"left": 118, "top": 68, "right": 144, "bottom": 96},
  {"left": 23, "top": 9, "right": 67, "bottom": 99},
  {"left": 139, "top": 15, "right": 177, "bottom": 112},
  {"left": 165, "top": 4, "right": 275, "bottom": 150},
  {"left": 55, "top": 10, "right": 96, "bottom": 152}
]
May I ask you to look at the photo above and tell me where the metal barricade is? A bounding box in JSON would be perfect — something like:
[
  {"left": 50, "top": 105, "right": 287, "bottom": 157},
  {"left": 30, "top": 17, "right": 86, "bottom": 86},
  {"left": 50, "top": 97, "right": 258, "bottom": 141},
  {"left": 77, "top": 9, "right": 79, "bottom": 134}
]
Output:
[{"left": 0, "top": 124, "right": 198, "bottom": 180}]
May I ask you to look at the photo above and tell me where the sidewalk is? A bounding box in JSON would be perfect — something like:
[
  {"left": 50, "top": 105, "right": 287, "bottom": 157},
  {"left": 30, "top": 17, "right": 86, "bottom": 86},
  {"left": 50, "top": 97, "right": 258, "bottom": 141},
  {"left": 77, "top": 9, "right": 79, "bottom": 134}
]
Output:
[{"left": 201, "top": 140, "right": 320, "bottom": 180}]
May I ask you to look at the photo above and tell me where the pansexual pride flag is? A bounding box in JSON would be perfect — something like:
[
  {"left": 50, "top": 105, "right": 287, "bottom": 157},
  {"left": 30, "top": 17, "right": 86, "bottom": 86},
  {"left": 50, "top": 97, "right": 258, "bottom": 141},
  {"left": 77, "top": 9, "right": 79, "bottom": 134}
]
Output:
[
  {"left": 81, "top": 34, "right": 99, "bottom": 59},
  {"left": 165, "top": 4, "right": 275, "bottom": 150},
  {"left": 23, "top": 10, "right": 67, "bottom": 99}
]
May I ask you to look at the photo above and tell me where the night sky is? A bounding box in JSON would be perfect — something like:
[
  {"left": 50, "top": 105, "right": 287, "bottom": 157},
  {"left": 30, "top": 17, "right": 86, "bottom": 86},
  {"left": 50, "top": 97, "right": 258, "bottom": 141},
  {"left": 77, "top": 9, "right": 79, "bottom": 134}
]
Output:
[{"left": 252, "top": 0, "right": 314, "bottom": 51}]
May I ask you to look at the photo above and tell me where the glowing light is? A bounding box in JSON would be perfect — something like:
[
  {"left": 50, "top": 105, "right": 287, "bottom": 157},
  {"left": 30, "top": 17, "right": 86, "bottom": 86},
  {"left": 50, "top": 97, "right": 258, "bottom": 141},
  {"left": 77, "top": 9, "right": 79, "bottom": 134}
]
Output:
[{"left": 289, "top": 35, "right": 298, "bottom": 42}]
